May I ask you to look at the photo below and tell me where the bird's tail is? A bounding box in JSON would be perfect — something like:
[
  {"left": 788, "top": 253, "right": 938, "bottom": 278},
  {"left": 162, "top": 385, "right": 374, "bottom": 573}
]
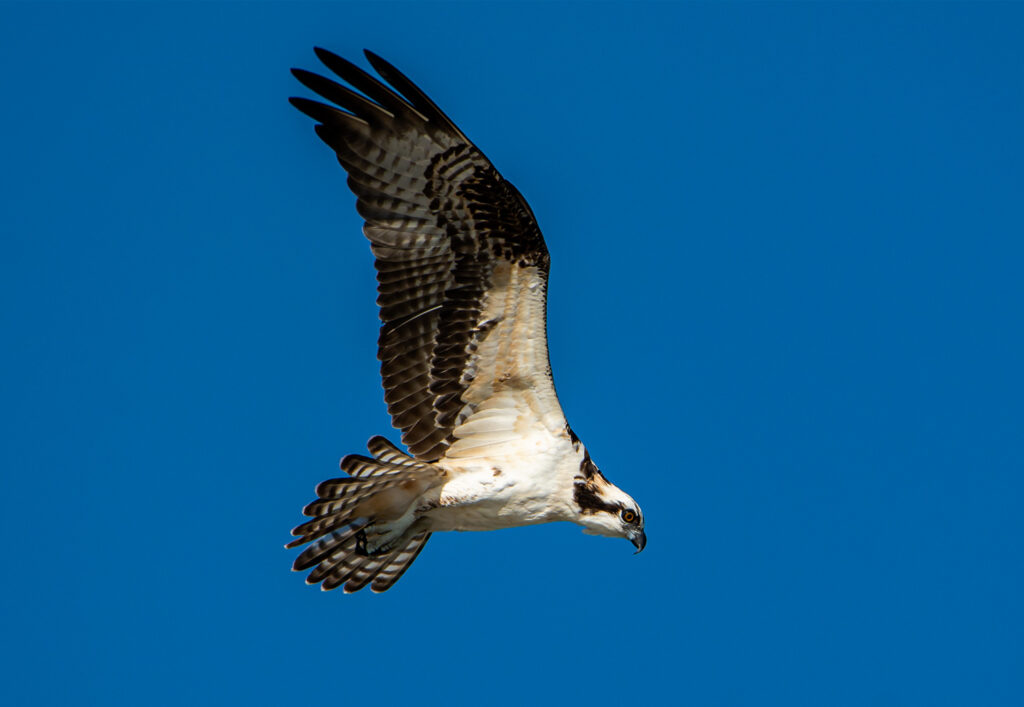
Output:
[{"left": 287, "top": 436, "right": 440, "bottom": 593}]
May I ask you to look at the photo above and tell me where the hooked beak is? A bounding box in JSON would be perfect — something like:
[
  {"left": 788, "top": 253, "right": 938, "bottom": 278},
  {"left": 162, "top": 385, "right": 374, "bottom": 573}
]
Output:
[{"left": 631, "top": 529, "right": 647, "bottom": 554}]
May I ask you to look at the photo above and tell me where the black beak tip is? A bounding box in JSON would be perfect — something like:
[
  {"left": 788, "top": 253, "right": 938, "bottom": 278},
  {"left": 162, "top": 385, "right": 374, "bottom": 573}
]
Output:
[{"left": 632, "top": 531, "right": 647, "bottom": 554}]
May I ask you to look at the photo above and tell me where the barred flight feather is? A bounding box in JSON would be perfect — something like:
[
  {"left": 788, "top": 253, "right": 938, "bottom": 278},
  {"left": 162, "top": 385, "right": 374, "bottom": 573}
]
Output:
[
  {"left": 370, "top": 533, "right": 430, "bottom": 593},
  {"left": 292, "top": 525, "right": 364, "bottom": 571}
]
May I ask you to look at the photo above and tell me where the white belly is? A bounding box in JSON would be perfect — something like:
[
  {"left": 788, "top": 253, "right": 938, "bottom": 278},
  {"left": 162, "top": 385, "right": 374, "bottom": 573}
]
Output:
[{"left": 422, "top": 432, "right": 578, "bottom": 532}]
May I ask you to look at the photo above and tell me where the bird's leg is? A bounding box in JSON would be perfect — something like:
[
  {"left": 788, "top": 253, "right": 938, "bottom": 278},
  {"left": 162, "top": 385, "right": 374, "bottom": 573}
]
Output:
[{"left": 357, "top": 515, "right": 426, "bottom": 556}]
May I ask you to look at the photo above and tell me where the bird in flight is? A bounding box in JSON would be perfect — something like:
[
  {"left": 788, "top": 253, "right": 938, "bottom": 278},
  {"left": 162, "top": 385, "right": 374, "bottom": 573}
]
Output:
[{"left": 287, "top": 49, "right": 646, "bottom": 593}]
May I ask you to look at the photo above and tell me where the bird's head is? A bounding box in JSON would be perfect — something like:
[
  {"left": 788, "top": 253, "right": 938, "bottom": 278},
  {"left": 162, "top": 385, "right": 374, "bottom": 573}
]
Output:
[{"left": 573, "top": 457, "right": 646, "bottom": 553}]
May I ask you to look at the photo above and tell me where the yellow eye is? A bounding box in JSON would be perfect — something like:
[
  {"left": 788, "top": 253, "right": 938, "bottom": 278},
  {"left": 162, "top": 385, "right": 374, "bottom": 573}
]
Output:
[{"left": 621, "top": 510, "right": 636, "bottom": 524}]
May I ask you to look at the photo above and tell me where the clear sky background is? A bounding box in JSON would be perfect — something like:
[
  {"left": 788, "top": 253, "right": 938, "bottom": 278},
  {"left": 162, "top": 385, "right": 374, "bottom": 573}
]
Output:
[{"left": 2, "top": 3, "right": 1022, "bottom": 705}]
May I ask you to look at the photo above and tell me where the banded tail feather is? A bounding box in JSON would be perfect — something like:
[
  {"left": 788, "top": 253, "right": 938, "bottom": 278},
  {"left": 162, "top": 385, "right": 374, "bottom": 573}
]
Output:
[{"left": 288, "top": 436, "right": 440, "bottom": 593}]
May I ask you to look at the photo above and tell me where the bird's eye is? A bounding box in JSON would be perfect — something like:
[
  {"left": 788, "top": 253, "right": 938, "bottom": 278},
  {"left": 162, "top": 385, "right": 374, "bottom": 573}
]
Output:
[{"left": 621, "top": 510, "right": 636, "bottom": 524}]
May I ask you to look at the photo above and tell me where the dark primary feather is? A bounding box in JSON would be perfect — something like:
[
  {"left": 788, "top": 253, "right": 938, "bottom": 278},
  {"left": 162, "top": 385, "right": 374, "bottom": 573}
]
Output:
[
  {"left": 362, "top": 50, "right": 468, "bottom": 140},
  {"left": 291, "top": 49, "right": 550, "bottom": 461}
]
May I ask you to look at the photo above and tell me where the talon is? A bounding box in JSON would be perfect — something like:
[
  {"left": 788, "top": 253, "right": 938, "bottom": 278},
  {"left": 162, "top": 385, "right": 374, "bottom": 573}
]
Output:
[{"left": 355, "top": 529, "right": 369, "bottom": 556}]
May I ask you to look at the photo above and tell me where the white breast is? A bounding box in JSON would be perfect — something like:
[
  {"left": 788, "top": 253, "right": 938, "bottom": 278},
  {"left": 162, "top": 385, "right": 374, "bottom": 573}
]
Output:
[{"left": 424, "top": 426, "right": 580, "bottom": 532}]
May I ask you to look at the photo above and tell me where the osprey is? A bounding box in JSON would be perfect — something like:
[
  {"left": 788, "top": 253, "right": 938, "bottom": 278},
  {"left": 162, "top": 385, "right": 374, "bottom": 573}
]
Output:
[{"left": 288, "top": 49, "right": 646, "bottom": 593}]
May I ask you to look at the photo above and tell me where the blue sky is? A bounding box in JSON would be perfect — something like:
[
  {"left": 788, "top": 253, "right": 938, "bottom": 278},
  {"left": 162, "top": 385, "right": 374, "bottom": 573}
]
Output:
[{"left": 2, "top": 2, "right": 1022, "bottom": 705}]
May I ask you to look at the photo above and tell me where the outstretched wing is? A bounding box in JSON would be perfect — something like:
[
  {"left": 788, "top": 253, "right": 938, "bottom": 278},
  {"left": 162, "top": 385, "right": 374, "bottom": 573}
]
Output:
[{"left": 292, "top": 49, "right": 564, "bottom": 461}]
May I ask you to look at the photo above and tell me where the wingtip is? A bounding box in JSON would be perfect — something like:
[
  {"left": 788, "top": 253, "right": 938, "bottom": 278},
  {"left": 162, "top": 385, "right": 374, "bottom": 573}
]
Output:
[
  {"left": 289, "top": 96, "right": 345, "bottom": 127},
  {"left": 315, "top": 46, "right": 340, "bottom": 66},
  {"left": 291, "top": 68, "right": 329, "bottom": 97},
  {"left": 362, "top": 49, "right": 392, "bottom": 75}
]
